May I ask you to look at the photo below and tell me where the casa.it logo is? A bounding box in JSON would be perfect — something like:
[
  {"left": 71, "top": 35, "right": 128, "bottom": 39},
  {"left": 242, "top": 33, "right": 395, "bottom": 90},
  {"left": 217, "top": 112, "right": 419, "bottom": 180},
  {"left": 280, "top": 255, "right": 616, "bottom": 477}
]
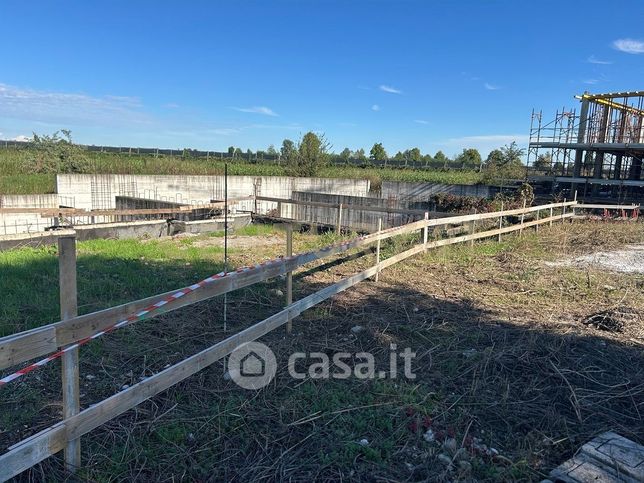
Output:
[
  {"left": 227, "top": 342, "right": 277, "bottom": 390},
  {"left": 228, "top": 342, "right": 416, "bottom": 390}
]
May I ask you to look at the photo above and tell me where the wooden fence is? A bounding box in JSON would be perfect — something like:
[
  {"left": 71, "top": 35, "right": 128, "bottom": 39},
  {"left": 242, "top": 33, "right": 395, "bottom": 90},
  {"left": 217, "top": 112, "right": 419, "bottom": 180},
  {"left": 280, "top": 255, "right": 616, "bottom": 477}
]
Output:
[{"left": 0, "top": 201, "right": 579, "bottom": 480}]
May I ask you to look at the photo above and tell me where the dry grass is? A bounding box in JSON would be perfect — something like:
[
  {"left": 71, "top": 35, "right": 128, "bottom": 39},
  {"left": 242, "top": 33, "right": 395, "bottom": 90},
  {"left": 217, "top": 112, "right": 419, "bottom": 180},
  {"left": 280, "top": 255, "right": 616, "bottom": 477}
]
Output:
[{"left": 1, "top": 220, "right": 643, "bottom": 482}]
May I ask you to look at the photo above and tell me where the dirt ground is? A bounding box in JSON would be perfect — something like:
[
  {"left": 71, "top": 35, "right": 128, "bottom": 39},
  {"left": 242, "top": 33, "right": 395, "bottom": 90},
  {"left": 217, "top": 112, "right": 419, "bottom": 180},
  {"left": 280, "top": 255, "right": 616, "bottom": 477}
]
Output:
[{"left": 1, "top": 220, "right": 643, "bottom": 482}]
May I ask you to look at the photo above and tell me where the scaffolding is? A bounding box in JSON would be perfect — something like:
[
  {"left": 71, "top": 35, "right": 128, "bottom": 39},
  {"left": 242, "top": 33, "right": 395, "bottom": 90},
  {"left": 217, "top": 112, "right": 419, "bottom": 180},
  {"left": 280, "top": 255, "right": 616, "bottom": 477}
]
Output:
[{"left": 528, "top": 91, "right": 644, "bottom": 202}]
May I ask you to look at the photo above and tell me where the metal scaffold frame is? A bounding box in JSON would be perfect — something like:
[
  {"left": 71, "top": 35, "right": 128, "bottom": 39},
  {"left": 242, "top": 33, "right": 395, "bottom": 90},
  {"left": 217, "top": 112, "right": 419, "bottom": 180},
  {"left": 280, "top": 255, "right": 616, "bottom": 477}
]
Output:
[{"left": 528, "top": 91, "right": 644, "bottom": 202}]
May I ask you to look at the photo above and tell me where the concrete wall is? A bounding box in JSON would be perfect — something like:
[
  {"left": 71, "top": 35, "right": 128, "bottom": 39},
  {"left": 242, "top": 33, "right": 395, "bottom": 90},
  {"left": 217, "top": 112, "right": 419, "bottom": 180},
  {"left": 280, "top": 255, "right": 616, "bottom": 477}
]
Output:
[
  {"left": 0, "top": 194, "right": 59, "bottom": 208},
  {"left": 379, "top": 181, "right": 500, "bottom": 200},
  {"left": 0, "top": 194, "right": 60, "bottom": 235},
  {"left": 56, "top": 174, "right": 371, "bottom": 216},
  {"left": 293, "top": 191, "right": 430, "bottom": 231}
]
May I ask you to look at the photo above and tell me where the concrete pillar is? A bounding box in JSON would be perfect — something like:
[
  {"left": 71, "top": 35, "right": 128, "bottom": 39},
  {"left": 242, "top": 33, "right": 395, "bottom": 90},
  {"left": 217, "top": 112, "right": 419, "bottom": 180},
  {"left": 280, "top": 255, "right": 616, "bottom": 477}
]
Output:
[{"left": 572, "top": 96, "right": 590, "bottom": 194}]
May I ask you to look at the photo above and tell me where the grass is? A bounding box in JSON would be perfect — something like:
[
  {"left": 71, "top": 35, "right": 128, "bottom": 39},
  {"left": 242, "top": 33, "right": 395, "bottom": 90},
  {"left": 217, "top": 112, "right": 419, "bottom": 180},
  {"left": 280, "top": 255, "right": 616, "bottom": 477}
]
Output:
[
  {"left": 0, "top": 148, "right": 483, "bottom": 194},
  {"left": 1, "top": 220, "right": 642, "bottom": 481}
]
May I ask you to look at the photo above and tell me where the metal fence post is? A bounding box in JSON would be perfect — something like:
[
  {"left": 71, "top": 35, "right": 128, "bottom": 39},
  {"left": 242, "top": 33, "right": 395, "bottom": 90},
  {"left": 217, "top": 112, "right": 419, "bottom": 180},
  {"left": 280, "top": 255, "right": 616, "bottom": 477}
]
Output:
[
  {"left": 59, "top": 235, "right": 80, "bottom": 473},
  {"left": 336, "top": 203, "right": 343, "bottom": 234}
]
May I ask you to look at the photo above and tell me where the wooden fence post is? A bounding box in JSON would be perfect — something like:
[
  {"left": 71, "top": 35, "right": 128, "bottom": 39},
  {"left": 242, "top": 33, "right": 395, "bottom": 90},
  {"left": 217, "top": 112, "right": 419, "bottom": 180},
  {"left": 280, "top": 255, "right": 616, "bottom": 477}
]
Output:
[
  {"left": 285, "top": 224, "right": 293, "bottom": 333},
  {"left": 375, "top": 218, "right": 382, "bottom": 282},
  {"left": 562, "top": 198, "right": 567, "bottom": 221},
  {"left": 336, "top": 203, "right": 343, "bottom": 234},
  {"left": 498, "top": 202, "right": 504, "bottom": 242},
  {"left": 423, "top": 212, "right": 428, "bottom": 246},
  {"left": 519, "top": 199, "right": 526, "bottom": 236},
  {"left": 470, "top": 209, "right": 477, "bottom": 247},
  {"left": 549, "top": 206, "right": 553, "bottom": 227},
  {"left": 536, "top": 209, "right": 540, "bottom": 232},
  {"left": 59, "top": 235, "right": 80, "bottom": 473}
]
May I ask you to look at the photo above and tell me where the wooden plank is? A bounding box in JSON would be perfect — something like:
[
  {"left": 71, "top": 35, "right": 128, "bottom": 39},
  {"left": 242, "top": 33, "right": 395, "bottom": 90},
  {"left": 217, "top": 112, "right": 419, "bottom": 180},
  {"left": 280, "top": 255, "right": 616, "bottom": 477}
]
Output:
[
  {"left": 0, "top": 198, "right": 252, "bottom": 217},
  {"left": 58, "top": 236, "right": 80, "bottom": 472},
  {"left": 575, "top": 203, "right": 640, "bottom": 210},
  {"left": 0, "top": 326, "right": 56, "bottom": 369},
  {"left": 549, "top": 432, "right": 644, "bottom": 483},
  {"left": 0, "top": 202, "right": 574, "bottom": 371},
  {"left": 256, "top": 195, "right": 431, "bottom": 215},
  {"left": 0, "top": 423, "right": 66, "bottom": 482},
  {"left": 582, "top": 431, "right": 644, "bottom": 481}
]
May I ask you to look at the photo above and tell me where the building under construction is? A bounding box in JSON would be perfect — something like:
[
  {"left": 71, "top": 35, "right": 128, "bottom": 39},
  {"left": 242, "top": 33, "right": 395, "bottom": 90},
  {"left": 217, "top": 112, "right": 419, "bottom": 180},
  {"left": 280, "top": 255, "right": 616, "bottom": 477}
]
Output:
[{"left": 528, "top": 91, "right": 644, "bottom": 202}]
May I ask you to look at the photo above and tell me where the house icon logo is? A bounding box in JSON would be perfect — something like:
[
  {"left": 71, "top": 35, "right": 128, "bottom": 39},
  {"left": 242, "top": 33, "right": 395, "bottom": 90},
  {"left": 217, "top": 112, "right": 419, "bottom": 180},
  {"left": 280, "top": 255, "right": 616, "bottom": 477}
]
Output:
[{"left": 228, "top": 342, "right": 276, "bottom": 390}]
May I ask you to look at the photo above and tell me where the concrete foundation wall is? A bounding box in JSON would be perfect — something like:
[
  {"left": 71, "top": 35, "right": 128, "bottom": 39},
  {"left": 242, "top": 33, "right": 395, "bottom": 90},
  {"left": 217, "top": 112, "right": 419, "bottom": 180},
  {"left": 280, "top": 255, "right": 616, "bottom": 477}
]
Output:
[
  {"left": 0, "top": 195, "right": 60, "bottom": 235},
  {"left": 0, "top": 194, "right": 59, "bottom": 208},
  {"left": 379, "top": 181, "right": 499, "bottom": 200},
  {"left": 56, "top": 174, "right": 371, "bottom": 216}
]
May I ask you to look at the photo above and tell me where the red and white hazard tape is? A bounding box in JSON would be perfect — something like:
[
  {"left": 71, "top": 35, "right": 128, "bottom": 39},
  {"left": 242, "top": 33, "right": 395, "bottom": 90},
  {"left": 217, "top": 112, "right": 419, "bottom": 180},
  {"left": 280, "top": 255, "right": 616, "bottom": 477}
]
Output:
[{"left": 0, "top": 235, "right": 364, "bottom": 387}]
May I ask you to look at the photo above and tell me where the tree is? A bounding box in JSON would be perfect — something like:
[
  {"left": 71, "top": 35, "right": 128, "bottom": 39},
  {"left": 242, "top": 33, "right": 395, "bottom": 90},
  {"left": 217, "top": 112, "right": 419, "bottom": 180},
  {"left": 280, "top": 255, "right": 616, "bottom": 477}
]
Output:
[
  {"left": 29, "top": 130, "right": 89, "bottom": 174},
  {"left": 354, "top": 148, "right": 367, "bottom": 161},
  {"left": 500, "top": 142, "right": 525, "bottom": 166},
  {"left": 434, "top": 150, "right": 449, "bottom": 169},
  {"left": 370, "top": 142, "right": 387, "bottom": 161},
  {"left": 455, "top": 148, "right": 482, "bottom": 170},
  {"left": 484, "top": 149, "right": 504, "bottom": 168},
  {"left": 280, "top": 139, "right": 296, "bottom": 161},
  {"left": 266, "top": 144, "right": 278, "bottom": 156},
  {"left": 287, "top": 132, "right": 329, "bottom": 176},
  {"left": 533, "top": 153, "right": 552, "bottom": 173},
  {"left": 407, "top": 147, "right": 422, "bottom": 162},
  {"left": 339, "top": 148, "right": 352, "bottom": 163},
  {"left": 482, "top": 142, "right": 526, "bottom": 184}
]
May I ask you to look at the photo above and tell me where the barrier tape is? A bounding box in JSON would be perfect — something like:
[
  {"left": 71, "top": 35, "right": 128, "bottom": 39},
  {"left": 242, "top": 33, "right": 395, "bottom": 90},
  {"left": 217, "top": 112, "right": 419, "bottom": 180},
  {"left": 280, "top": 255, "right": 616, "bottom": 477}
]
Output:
[{"left": 0, "top": 235, "right": 365, "bottom": 387}]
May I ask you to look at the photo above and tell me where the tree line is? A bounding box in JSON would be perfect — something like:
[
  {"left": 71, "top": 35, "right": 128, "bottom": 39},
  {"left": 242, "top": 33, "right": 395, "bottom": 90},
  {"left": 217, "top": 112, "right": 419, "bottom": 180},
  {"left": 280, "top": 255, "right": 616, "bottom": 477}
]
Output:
[{"left": 241, "top": 133, "right": 526, "bottom": 183}]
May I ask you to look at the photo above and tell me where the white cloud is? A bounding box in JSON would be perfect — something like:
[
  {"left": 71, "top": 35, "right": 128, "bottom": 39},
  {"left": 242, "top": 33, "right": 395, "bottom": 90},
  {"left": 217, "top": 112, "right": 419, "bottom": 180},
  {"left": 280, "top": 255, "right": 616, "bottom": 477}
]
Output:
[
  {"left": 13, "top": 134, "right": 31, "bottom": 141},
  {"left": 371, "top": 104, "right": 381, "bottom": 111},
  {"left": 414, "top": 119, "right": 429, "bottom": 124},
  {"left": 583, "top": 79, "right": 600, "bottom": 85},
  {"left": 379, "top": 85, "right": 402, "bottom": 94},
  {"left": 587, "top": 55, "right": 612, "bottom": 65},
  {"left": 484, "top": 83, "right": 500, "bottom": 90},
  {"left": 232, "top": 106, "right": 278, "bottom": 116},
  {"left": 0, "top": 83, "right": 149, "bottom": 126},
  {"left": 612, "top": 38, "right": 644, "bottom": 54}
]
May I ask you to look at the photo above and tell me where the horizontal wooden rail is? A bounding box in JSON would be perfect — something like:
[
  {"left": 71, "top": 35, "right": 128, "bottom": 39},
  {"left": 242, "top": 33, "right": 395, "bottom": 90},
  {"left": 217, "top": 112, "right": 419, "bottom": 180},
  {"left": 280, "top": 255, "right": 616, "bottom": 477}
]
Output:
[
  {"left": 574, "top": 203, "right": 640, "bottom": 210},
  {"left": 0, "top": 205, "right": 576, "bottom": 481},
  {"left": 255, "top": 195, "right": 431, "bottom": 215},
  {"left": 0, "top": 197, "right": 252, "bottom": 217},
  {"left": 0, "top": 201, "right": 577, "bottom": 372}
]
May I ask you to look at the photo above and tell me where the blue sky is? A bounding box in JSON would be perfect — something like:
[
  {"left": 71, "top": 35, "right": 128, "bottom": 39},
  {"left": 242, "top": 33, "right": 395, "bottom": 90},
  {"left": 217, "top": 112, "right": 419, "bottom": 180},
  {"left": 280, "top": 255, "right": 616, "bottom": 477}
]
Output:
[{"left": 1, "top": 0, "right": 643, "bottom": 158}]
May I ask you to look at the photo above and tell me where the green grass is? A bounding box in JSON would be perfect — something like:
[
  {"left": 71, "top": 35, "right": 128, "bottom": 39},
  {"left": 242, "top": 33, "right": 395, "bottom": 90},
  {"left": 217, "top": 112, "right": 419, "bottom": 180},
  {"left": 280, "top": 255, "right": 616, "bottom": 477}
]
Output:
[
  {"left": 208, "top": 223, "right": 278, "bottom": 237},
  {"left": 0, "top": 174, "right": 56, "bottom": 194},
  {"left": 0, "top": 148, "right": 483, "bottom": 194},
  {"left": 0, "top": 237, "right": 228, "bottom": 336}
]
